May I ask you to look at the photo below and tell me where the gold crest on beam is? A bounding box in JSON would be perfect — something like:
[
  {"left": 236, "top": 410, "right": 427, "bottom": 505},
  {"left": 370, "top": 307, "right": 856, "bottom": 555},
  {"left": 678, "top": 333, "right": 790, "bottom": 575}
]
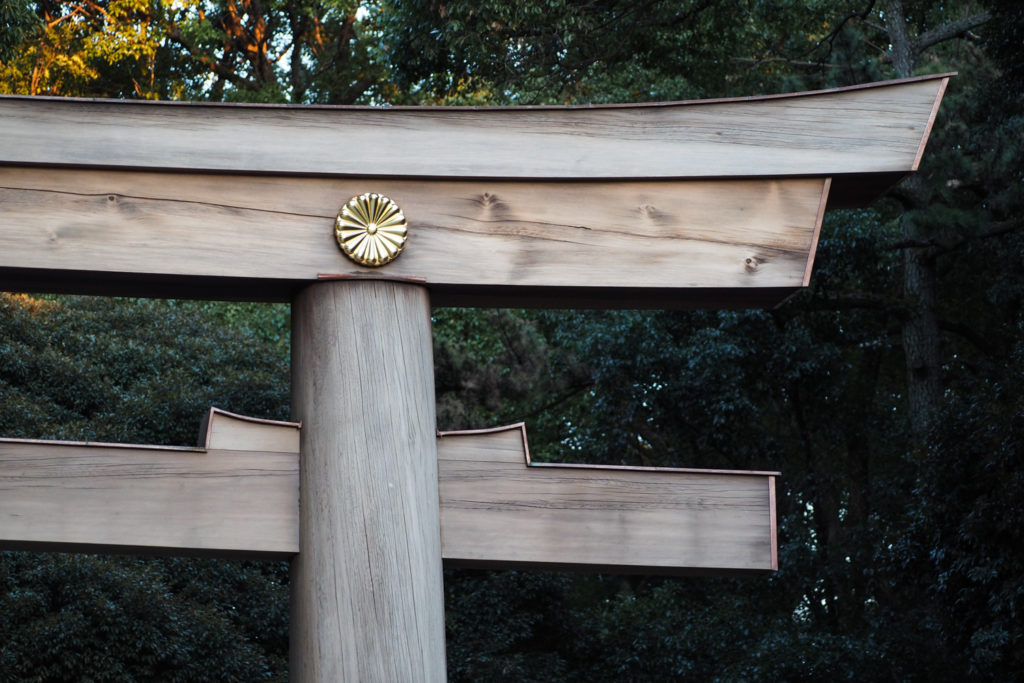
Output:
[{"left": 335, "top": 193, "right": 408, "bottom": 267}]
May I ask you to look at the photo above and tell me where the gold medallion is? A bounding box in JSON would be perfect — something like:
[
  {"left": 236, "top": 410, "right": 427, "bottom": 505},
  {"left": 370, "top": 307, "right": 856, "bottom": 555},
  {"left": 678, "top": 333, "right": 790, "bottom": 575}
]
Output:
[{"left": 335, "top": 193, "right": 408, "bottom": 267}]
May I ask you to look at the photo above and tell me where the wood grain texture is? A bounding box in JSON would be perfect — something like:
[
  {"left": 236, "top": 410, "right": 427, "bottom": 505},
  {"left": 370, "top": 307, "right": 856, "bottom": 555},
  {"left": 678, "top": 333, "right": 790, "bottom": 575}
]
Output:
[
  {"left": 0, "top": 411, "right": 300, "bottom": 557},
  {"left": 0, "top": 167, "right": 828, "bottom": 308},
  {"left": 201, "top": 406, "right": 301, "bottom": 452},
  {"left": 437, "top": 425, "right": 777, "bottom": 574},
  {"left": 289, "top": 281, "right": 446, "bottom": 682},
  {"left": 0, "top": 412, "right": 777, "bottom": 574},
  {"left": 0, "top": 75, "right": 948, "bottom": 206}
]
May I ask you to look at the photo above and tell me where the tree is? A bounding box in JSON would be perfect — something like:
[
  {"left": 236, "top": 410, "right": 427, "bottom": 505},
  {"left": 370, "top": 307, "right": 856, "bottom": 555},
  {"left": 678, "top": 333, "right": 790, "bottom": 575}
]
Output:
[
  {"left": 881, "top": 0, "right": 994, "bottom": 441},
  {"left": 383, "top": 0, "right": 1023, "bottom": 677},
  {"left": 0, "top": 0, "right": 224, "bottom": 99},
  {"left": 0, "top": 1, "right": 384, "bottom": 102},
  {"left": 378, "top": 0, "right": 839, "bottom": 105}
]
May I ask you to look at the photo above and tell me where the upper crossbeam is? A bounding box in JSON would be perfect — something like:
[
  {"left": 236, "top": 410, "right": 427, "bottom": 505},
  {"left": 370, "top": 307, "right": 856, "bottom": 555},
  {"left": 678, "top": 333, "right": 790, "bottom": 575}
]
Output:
[{"left": 0, "top": 75, "right": 948, "bottom": 308}]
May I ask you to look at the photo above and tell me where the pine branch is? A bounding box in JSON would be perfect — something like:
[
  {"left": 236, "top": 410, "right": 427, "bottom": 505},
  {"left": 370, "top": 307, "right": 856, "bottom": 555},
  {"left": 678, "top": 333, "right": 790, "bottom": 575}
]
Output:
[{"left": 913, "top": 11, "right": 991, "bottom": 53}]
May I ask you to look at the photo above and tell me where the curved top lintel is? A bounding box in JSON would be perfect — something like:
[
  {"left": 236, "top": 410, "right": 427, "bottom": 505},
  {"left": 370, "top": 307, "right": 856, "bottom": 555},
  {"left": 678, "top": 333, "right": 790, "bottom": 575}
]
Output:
[
  {"left": 0, "top": 73, "right": 953, "bottom": 112},
  {"left": 0, "top": 75, "right": 952, "bottom": 198}
]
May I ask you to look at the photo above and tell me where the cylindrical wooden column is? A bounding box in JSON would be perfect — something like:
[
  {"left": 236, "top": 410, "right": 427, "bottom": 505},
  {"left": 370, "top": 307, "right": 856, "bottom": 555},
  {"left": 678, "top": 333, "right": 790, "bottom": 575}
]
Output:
[{"left": 289, "top": 280, "right": 446, "bottom": 682}]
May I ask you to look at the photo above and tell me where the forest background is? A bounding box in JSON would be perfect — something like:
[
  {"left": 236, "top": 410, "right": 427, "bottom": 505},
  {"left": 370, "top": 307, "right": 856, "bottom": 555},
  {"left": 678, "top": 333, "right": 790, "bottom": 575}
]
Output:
[{"left": 1, "top": 0, "right": 1021, "bottom": 679}]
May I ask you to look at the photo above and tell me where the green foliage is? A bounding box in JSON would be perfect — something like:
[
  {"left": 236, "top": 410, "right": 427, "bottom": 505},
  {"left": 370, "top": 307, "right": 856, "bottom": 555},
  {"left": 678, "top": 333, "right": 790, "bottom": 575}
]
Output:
[
  {"left": 0, "top": 0, "right": 191, "bottom": 98},
  {"left": 0, "top": 553, "right": 289, "bottom": 681},
  {"left": 0, "top": 294, "right": 289, "bottom": 444},
  {"left": 378, "top": 0, "right": 843, "bottom": 104},
  {"left": 0, "top": 1, "right": 385, "bottom": 102},
  {"left": 433, "top": 308, "right": 592, "bottom": 463},
  {"left": 444, "top": 570, "right": 572, "bottom": 681},
  {"left": 0, "top": 0, "right": 38, "bottom": 61},
  {"left": 912, "top": 387, "right": 1024, "bottom": 678},
  {"left": 428, "top": 49, "right": 1024, "bottom": 665},
  {"left": 0, "top": 295, "right": 291, "bottom": 680}
]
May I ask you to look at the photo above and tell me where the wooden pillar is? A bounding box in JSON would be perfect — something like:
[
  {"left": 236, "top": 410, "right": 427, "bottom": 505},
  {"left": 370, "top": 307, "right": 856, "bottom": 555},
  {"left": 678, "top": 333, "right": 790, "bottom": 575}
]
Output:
[{"left": 289, "top": 280, "right": 446, "bottom": 682}]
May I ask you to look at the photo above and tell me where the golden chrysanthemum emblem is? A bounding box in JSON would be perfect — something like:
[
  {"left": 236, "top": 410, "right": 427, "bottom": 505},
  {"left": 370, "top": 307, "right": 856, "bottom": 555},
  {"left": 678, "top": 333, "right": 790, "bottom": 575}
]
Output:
[{"left": 335, "top": 193, "right": 408, "bottom": 267}]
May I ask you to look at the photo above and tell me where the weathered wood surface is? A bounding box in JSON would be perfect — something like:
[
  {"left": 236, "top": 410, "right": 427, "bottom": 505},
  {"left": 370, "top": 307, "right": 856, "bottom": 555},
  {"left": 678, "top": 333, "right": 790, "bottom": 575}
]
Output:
[
  {"left": 0, "top": 167, "right": 828, "bottom": 308},
  {"left": 438, "top": 425, "right": 778, "bottom": 574},
  {"left": 200, "top": 406, "right": 301, "bottom": 451},
  {"left": 0, "top": 408, "right": 299, "bottom": 557},
  {"left": 0, "top": 411, "right": 776, "bottom": 574},
  {"left": 0, "top": 75, "right": 947, "bottom": 206},
  {"left": 289, "top": 281, "right": 447, "bottom": 682}
]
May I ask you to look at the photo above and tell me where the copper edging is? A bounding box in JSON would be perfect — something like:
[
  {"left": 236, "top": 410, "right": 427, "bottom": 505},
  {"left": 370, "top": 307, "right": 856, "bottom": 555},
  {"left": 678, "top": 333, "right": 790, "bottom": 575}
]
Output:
[
  {"left": 528, "top": 461, "right": 782, "bottom": 477},
  {"left": 769, "top": 475, "right": 779, "bottom": 571},
  {"left": 912, "top": 76, "right": 951, "bottom": 171},
  {"left": 437, "top": 423, "right": 781, "bottom": 477},
  {"left": 437, "top": 422, "right": 528, "bottom": 438},
  {"left": 0, "top": 73, "right": 955, "bottom": 112},
  {"left": 802, "top": 177, "right": 832, "bottom": 287},
  {"left": 436, "top": 422, "right": 530, "bottom": 458},
  {"left": 318, "top": 273, "right": 428, "bottom": 284}
]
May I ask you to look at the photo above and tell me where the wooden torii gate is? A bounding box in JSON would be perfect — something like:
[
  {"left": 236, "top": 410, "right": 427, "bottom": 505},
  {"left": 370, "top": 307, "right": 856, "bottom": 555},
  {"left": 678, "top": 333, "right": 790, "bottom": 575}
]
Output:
[{"left": 0, "top": 74, "right": 948, "bottom": 680}]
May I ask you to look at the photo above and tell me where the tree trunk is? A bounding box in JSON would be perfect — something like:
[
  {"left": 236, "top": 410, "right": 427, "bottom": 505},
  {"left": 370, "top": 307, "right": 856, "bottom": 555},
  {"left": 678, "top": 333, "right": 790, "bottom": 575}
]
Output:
[
  {"left": 885, "top": 0, "right": 944, "bottom": 442},
  {"left": 901, "top": 209, "right": 943, "bottom": 440}
]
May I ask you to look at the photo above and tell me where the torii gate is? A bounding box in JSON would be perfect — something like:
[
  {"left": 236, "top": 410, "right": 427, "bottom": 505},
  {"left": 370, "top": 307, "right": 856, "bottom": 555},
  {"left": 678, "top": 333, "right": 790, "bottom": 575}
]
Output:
[{"left": 0, "top": 74, "right": 948, "bottom": 680}]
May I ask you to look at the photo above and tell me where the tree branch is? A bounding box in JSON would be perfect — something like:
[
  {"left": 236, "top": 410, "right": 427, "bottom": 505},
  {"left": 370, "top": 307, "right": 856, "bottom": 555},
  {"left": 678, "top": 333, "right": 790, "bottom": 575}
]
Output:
[
  {"left": 733, "top": 57, "right": 841, "bottom": 69},
  {"left": 886, "top": 220, "right": 1019, "bottom": 253},
  {"left": 164, "top": 23, "right": 260, "bottom": 92},
  {"left": 810, "top": 0, "right": 877, "bottom": 59},
  {"left": 914, "top": 11, "right": 991, "bottom": 53},
  {"left": 519, "top": 379, "right": 594, "bottom": 423}
]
